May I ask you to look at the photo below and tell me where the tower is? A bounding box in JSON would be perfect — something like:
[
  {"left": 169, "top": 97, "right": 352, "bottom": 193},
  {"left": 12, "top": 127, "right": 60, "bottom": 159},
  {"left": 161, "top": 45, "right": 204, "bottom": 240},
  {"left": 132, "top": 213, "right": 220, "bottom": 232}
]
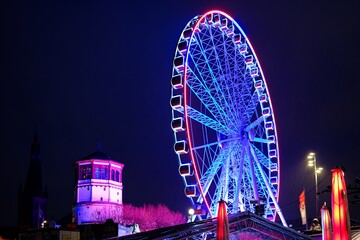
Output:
[
  {"left": 73, "top": 148, "right": 124, "bottom": 225},
  {"left": 18, "top": 130, "right": 48, "bottom": 230}
]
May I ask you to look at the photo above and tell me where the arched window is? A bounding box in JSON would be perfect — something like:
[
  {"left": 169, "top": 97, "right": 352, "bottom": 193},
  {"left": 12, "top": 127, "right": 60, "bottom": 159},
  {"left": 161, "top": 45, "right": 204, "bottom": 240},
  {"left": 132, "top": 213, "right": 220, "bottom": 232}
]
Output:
[
  {"left": 111, "top": 169, "right": 115, "bottom": 181},
  {"left": 116, "top": 171, "right": 119, "bottom": 182}
]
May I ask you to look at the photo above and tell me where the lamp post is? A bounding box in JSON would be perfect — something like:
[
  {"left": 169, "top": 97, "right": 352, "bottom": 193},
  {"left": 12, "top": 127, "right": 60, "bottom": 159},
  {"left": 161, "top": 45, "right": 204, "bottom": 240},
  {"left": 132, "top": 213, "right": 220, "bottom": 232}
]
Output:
[{"left": 307, "top": 152, "right": 323, "bottom": 217}]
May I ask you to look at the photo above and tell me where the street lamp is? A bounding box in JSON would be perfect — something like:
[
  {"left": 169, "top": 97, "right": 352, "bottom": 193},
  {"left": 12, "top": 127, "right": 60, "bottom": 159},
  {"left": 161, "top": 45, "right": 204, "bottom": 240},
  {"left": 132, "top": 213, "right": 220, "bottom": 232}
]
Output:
[{"left": 307, "top": 152, "right": 323, "bottom": 217}]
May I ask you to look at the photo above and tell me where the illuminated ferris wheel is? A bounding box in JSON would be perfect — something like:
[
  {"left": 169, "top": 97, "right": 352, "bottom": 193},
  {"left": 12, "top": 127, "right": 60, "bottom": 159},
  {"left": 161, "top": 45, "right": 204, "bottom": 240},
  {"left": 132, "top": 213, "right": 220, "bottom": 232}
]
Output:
[{"left": 170, "top": 10, "right": 287, "bottom": 225}]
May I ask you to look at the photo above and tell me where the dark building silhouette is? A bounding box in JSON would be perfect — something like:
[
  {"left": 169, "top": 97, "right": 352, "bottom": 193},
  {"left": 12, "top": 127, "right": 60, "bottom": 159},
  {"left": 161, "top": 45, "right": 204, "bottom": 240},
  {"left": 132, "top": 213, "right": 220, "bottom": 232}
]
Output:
[{"left": 18, "top": 130, "right": 48, "bottom": 230}]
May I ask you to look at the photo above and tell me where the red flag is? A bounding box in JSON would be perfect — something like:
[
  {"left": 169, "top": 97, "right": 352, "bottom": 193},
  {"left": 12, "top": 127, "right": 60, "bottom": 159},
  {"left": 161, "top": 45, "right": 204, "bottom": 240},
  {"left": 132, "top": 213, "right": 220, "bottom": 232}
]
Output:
[{"left": 299, "top": 190, "right": 307, "bottom": 225}]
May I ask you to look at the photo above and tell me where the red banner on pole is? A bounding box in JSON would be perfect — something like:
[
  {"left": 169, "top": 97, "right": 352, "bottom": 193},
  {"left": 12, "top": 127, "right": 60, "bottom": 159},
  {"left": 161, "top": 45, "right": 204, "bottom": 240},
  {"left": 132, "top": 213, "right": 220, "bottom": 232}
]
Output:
[{"left": 299, "top": 190, "right": 307, "bottom": 226}]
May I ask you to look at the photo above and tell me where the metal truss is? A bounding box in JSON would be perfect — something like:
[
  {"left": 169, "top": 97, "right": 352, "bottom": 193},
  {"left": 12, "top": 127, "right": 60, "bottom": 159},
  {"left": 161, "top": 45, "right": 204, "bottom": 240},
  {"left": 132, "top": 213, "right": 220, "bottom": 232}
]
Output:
[{"left": 112, "top": 212, "right": 311, "bottom": 240}]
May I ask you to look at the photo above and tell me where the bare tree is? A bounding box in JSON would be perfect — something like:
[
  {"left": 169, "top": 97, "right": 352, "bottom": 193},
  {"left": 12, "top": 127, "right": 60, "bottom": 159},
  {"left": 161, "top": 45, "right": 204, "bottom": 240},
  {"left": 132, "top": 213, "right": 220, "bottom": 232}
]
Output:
[{"left": 119, "top": 204, "right": 186, "bottom": 232}]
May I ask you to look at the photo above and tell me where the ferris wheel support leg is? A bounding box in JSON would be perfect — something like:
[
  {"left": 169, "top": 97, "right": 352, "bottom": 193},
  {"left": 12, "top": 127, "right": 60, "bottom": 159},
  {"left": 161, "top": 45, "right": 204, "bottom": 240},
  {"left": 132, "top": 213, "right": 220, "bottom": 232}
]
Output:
[
  {"left": 233, "top": 145, "right": 246, "bottom": 212},
  {"left": 222, "top": 154, "right": 230, "bottom": 203},
  {"left": 248, "top": 144, "right": 288, "bottom": 227},
  {"left": 246, "top": 144, "right": 260, "bottom": 200}
]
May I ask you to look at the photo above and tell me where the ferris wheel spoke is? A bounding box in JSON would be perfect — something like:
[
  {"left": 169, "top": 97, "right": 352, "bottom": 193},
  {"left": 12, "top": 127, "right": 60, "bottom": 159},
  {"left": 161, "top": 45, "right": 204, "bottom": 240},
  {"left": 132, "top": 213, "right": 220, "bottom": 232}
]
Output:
[
  {"left": 186, "top": 106, "right": 236, "bottom": 135},
  {"left": 220, "top": 35, "right": 247, "bottom": 126},
  {"left": 197, "top": 143, "right": 233, "bottom": 201},
  {"left": 207, "top": 26, "right": 243, "bottom": 126},
  {"left": 250, "top": 143, "right": 273, "bottom": 170},
  {"left": 190, "top": 32, "right": 240, "bottom": 128},
  {"left": 186, "top": 66, "right": 237, "bottom": 131},
  {"left": 244, "top": 115, "right": 265, "bottom": 132},
  {"left": 240, "top": 168, "right": 257, "bottom": 212},
  {"left": 193, "top": 144, "right": 220, "bottom": 174},
  {"left": 241, "top": 91, "right": 261, "bottom": 125},
  {"left": 251, "top": 153, "right": 276, "bottom": 217},
  {"left": 191, "top": 136, "right": 241, "bottom": 151},
  {"left": 252, "top": 137, "right": 273, "bottom": 144}
]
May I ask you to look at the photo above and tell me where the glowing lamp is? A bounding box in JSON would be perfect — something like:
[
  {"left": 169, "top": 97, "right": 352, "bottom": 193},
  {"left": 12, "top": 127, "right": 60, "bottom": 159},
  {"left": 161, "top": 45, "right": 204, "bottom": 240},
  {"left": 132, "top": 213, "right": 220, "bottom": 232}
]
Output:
[{"left": 188, "top": 208, "right": 195, "bottom": 215}]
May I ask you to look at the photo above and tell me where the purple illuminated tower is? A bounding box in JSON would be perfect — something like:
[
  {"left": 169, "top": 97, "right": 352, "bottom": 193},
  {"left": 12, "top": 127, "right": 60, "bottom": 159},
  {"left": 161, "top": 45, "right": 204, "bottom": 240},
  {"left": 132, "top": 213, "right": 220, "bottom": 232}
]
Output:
[{"left": 73, "top": 148, "right": 124, "bottom": 225}]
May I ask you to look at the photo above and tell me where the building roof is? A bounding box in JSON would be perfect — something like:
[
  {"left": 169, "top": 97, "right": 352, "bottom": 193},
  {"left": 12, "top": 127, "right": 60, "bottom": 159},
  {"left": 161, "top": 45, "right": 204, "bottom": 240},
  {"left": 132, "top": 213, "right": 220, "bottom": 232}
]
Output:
[
  {"left": 80, "top": 150, "right": 112, "bottom": 161},
  {"left": 113, "top": 211, "right": 312, "bottom": 240}
]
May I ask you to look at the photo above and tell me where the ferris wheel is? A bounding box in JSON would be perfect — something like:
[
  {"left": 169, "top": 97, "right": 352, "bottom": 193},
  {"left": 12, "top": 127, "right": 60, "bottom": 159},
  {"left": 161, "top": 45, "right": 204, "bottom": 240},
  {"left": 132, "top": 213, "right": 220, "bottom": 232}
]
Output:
[{"left": 170, "top": 10, "right": 287, "bottom": 226}]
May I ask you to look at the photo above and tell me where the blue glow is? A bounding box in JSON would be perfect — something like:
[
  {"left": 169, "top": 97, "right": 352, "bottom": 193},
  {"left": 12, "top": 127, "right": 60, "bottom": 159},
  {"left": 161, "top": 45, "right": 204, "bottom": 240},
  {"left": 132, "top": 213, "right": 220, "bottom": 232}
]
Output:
[{"left": 170, "top": 10, "right": 285, "bottom": 225}]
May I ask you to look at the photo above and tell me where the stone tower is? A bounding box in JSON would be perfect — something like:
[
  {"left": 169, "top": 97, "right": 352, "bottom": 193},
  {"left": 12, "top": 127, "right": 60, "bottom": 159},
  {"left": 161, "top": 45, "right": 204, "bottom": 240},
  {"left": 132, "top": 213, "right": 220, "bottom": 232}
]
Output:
[{"left": 73, "top": 149, "right": 124, "bottom": 225}]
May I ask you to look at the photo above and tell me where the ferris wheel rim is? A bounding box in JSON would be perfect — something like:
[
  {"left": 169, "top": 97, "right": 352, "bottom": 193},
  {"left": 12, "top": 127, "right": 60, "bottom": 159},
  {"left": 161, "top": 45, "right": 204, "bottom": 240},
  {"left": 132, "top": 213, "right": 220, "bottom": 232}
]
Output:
[{"left": 171, "top": 10, "right": 281, "bottom": 221}]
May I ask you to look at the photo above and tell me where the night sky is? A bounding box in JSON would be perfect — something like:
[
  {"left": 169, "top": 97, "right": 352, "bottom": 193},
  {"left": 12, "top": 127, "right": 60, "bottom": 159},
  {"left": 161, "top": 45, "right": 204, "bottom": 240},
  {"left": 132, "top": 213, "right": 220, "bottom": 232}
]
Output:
[{"left": 1, "top": 0, "right": 360, "bottom": 227}]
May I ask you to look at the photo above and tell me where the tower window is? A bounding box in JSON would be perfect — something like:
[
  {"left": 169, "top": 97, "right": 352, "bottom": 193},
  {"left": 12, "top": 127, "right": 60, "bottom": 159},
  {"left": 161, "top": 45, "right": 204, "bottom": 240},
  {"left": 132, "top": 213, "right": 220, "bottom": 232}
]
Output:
[
  {"left": 104, "top": 187, "right": 106, "bottom": 191},
  {"left": 100, "top": 197, "right": 103, "bottom": 201},
  {"left": 81, "top": 165, "right": 92, "bottom": 179},
  {"left": 116, "top": 171, "right": 119, "bottom": 182},
  {"left": 95, "top": 167, "right": 101, "bottom": 179},
  {"left": 86, "top": 166, "right": 92, "bottom": 179},
  {"left": 101, "top": 168, "right": 108, "bottom": 180},
  {"left": 81, "top": 168, "right": 86, "bottom": 179},
  {"left": 111, "top": 170, "right": 115, "bottom": 181}
]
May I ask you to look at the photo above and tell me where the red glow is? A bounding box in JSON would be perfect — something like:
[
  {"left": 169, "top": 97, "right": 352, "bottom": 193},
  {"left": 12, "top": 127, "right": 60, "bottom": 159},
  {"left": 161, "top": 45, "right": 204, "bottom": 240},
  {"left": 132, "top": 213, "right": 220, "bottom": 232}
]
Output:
[
  {"left": 321, "top": 203, "right": 331, "bottom": 240},
  {"left": 183, "top": 10, "right": 221, "bottom": 217},
  {"left": 331, "top": 168, "right": 350, "bottom": 240},
  {"left": 216, "top": 200, "right": 229, "bottom": 240}
]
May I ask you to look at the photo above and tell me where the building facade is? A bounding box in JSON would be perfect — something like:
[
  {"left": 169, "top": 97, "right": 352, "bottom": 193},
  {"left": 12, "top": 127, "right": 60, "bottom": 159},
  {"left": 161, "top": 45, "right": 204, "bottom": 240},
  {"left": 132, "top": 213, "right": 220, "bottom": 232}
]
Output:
[{"left": 73, "top": 150, "right": 124, "bottom": 225}]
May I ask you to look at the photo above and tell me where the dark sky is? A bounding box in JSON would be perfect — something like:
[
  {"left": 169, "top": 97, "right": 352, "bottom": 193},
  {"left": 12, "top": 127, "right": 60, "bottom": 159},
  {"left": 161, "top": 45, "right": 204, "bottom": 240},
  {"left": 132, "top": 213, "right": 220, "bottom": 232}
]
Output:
[{"left": 1, "top": 0, "right": 360, "bottom": 227}]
